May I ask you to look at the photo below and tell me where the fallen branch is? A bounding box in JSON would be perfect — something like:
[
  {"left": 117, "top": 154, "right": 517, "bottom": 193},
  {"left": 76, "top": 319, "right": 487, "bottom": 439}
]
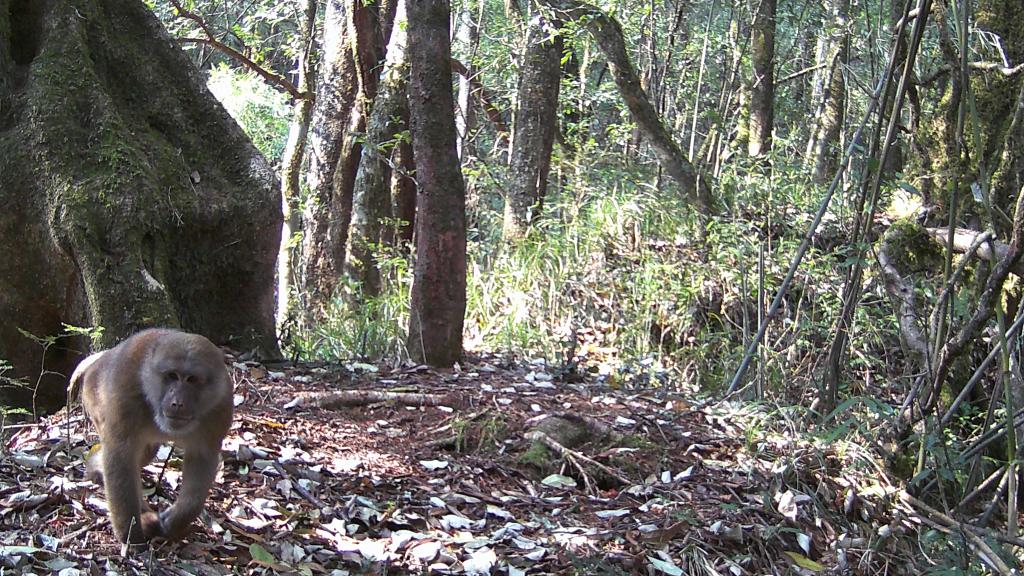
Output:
[
  {"left": 877, "top": 230, "right": 929, "bottom": 370},
  {"left": 925, "top": 227, "right": 1024, "bottom": 277},
  {"left": 924, "top": 187, "right": 1024, "bottom": 412},
  {"left": 286, "top": 390, "right": 452, "bottom": 409},
  {"left": 525, "top": 430, "right": 631, "bottom": 487},
  {"left": 272, "top": 461, "right": 325, "bottom": 508},
  {"left": 900, "top": 491, "right": 1013, "bottom": 574}
]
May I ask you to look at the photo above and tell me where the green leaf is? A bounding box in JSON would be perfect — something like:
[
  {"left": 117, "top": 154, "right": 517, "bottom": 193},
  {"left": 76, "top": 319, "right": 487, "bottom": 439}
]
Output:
[
  {"left": 783, "top": 551, "right": 824, "bottom": 571},
  {"left": 249, "top": 543, "right": 277, "bottom": 565}
]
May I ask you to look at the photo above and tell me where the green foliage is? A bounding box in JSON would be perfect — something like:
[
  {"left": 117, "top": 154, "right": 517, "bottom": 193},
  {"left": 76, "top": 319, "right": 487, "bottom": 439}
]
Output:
[
  {"left": 206, "top": 64, "right": 289, "bottom": 163},
  {"left": 294, "top": 245, "right": 412, "bottom": 362}
]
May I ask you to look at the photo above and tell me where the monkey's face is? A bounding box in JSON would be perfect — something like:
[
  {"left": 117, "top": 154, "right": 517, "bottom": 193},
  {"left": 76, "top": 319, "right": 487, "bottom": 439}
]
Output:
[{"left": 145, "top": 346, "right": 229, "bottom": 436}]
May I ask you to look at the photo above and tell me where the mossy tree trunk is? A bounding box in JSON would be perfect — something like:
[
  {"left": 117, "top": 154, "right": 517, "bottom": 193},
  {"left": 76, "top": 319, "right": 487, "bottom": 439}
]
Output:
[
  {"left": 277, "top": 0, "right": 318, "bottom": 328},
  {"left": 804, "top": 0, "right": 848, "bottom": 183},
  {"left": 406, "top": 0, "right": 467, "bottom": 367},
  {"left": 747, "top": 0, "right": 776, "bottom": 157},
  {"left": 503, "top": 14, "right": 562, "bottom": 240},
  {"left": 909, "top": 1, "right": 1024, "bottom": 229},
  {"left": 300, "top": 0, "right": 392, "bottom": 324},
  {"left": 0, "top": 0, "right": 281, "bottom": 411}
]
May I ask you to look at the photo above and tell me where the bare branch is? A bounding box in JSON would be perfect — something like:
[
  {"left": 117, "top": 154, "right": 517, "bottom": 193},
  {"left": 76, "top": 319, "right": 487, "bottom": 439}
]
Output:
[{"left": 167, "top": 0, "right": 311, "bottom": 101}]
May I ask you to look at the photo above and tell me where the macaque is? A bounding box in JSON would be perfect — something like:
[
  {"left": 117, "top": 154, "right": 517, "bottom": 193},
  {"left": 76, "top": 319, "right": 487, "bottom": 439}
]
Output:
[{"left": 69, "top": 328, "right": 233, "bottom": 545}]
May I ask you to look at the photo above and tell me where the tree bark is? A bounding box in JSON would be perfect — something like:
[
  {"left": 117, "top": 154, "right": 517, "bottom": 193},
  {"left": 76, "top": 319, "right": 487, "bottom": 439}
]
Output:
[
  {"left": 0, "top": 0, "right": 280, "bottom": 410},
  {"left": 393, "top": 91, "right": 418, "bottom": 246},
  {"left": 454, "top": 0, "right": 482, "bottom": 160},
  {"left": 536, "top": 0, "right": 715, "bottom": 216},
  {"left": 406, "top": 0, "right": 467, "bottom": 367},
  {"left": 277, "top": 0, "right": 318, "bottom": 328},
  {"left": 300, "top": 0, "right": 359, "bottom": 323},
  {"left": 345, "top": 0, "right": 409, "bottom": 297},
  {"left": 747, "top": 0, "right": 776, "bottom": 157},
  {"left": 805, "top": 0, "right": 848, "bottom": 183},
  {"left": 503, "top": 14, "right": 562, "bottom": 239}
]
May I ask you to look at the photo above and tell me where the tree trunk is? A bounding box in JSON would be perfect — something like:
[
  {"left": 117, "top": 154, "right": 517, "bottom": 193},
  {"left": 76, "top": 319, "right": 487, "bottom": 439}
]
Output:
[
  {"left": 0, "top": 0, "right": 280, "bottom": 410},
  {"left": 277, "top": 0, "right": 318, "bottom": 328},
  {"left": 393, "top": 91, "right": 418, "bottom": 246},
  {"left": 454, "top": 0, "right": 481, "bottom": 160},
  {"left": 300, "top": 0, "right": 359, "bottom": 323},
  {"left": 747, "top": 0, "right": 776, "bottom": 157},
  {"left": 978, "top": 0, "right": 1024, "bottom": 220},
  {"left": 406, "top": 0, "right": 467, "bottom": 367},
  {"left": 537, "top": 0, "right": 715, "bottom": 216},
  {"left": 345, "top": 0, "right": 409, "bottom": 297},
  {"left": 805, "top": 0, "right": 848, "bottom": 183},
  {"left": 503, "top": 14, "right": 562, "bottom": 239}
]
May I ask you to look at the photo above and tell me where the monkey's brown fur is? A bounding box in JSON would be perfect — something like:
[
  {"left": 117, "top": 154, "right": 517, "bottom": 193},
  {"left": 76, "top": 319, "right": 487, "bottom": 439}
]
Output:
[{"left": 70, "top": 328, "right": 233, "bottom": 544}]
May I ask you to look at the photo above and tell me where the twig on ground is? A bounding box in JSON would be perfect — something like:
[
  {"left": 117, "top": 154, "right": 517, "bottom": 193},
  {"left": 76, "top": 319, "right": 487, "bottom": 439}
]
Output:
[
  {"left": 525, "top": 430, "right": 631, "bottom": 486},
  {"left": 271, "top": 460, "right": 325, "bottom": 508},
  {"left": 900, "top": 491, "right": 1013, "bottom": 574}
]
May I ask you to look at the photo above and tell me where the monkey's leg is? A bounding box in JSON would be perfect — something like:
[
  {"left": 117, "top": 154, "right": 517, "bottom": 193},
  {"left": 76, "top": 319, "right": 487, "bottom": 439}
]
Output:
[
  {"left": 156, "top": 445, "right": 220, "bottom": 540},
  {"left": 101, "top": 444, "right": 147, "bottom": 544}
]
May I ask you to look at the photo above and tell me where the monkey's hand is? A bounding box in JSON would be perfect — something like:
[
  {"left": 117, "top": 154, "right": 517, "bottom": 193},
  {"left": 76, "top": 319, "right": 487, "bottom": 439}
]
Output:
[{"left": 140, "top": 510, "right": 165, "bottom": 540}]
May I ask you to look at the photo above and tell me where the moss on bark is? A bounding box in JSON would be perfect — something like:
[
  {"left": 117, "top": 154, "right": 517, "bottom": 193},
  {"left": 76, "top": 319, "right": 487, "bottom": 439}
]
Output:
[{"left": 0, "top": 0, "right": 281, "bottom": 410}]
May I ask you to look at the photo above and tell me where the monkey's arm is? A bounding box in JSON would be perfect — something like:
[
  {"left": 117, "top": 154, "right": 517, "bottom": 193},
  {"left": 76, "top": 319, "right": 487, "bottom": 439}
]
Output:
[
  {"left": 156, "top": 444, "right": 221, "bottom": 540},
  {"left": 101, "top": 442, "right": 147, "bottom": 544}
]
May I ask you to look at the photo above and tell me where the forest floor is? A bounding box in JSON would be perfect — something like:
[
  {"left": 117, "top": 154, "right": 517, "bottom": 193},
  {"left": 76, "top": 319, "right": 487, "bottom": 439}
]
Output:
[{"left": 0, "top": 352, "right": 931, "bottom": 575}]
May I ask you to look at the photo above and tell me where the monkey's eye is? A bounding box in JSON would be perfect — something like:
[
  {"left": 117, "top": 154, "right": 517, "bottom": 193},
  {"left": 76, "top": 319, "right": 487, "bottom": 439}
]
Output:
[{"left": 167, "top": 371, "right": 180, "bottom": 382}]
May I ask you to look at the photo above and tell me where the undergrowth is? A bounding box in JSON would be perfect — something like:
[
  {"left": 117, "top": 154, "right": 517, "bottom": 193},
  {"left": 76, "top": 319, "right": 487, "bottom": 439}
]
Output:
[{"left": 297, "top": 158, "right": 900, "bottom": 398}]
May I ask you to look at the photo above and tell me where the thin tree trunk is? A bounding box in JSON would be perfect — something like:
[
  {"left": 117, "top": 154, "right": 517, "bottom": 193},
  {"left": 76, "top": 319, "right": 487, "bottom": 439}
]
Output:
[
  {"left": 277, "top": 0, "right": 318, "bottom": 328},
  {"left": 393, "top": 91, "right": 418, "bottom": 247},
  {"left": 805, "top": 0, "right": 848, "bottom": 183},
  {"left": 455, "top": 0, "right": 482, "bottom": 160},
  {"left": 406, "top": 0, "right": 467, "bottom": 366},
  {"left": 537, "top": 0, "right": 715, "bottom": 216},
  {"left": 502, "top": 14, "right": 562, "bottom": 239},
  {"left": 747, "top": 0, "right": 776, "bottom": 157},
  {"left": 688, "top": 0, "right": 718, "bottom": 162}
]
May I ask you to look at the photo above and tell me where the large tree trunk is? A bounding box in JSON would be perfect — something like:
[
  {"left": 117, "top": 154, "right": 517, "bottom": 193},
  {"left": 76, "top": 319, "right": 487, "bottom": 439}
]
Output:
[
  {"left": 503, "top": 14, "right": 562, "bottom": 239},
  {"left": 406, "top": 0, "right": 467, "bottom": 367},
  {"left": 0, "top": 0, "right": 281, "bottom": 411},
  {"left": 537, "top": 0, "right": 715, "bottom": 216},
  {"left": 277, "top": 0, "right": 318, "bottom": 328},
  {"left": 747, "top": 0, "right": 776, "bottom": 157},
  {"left": 300, "top": 0, "right": 358, "bottom": 324},
  {"left": 345, "top": 0, "right": 409, "bottom": 297}
]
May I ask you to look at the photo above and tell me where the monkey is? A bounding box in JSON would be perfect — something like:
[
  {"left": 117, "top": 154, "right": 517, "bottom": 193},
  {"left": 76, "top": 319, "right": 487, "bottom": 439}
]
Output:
[{"left": 68, "top": 328, "right": 233, "bottom": 545}]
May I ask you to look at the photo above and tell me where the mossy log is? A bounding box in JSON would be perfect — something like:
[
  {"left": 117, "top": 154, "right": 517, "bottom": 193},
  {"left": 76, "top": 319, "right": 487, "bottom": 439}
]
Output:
[{"left": 0, "top": 0, "right": 281, "bottom": 411}]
